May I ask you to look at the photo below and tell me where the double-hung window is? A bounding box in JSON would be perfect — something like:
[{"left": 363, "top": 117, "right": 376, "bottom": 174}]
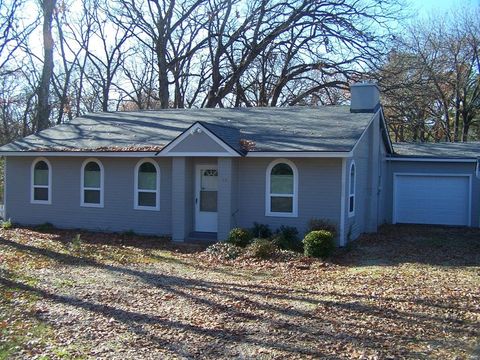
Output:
[
  {"left": 81, "top": 159, "right": 104, "bottom": 207},
  {"left": 31, "top": 158, "right": 51, "bottom": 204},
  {"left": 134, "top": 159, "right": 160, "bottom": 210},
  {"left": 266, "top": 159, "right": 298, "bottom": 217},
  {"left": 348, "top": 161, "right": 356, "bottom": 216}
]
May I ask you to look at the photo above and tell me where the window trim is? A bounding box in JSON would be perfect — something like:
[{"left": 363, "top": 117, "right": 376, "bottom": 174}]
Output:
[
  {"left": 348, "top": 161, "right": 356, "bottom": 217},
  {"left": 80, "top": 158, "right": 104, "bottom": 208},
  {"left": 134, "top": 159, "right": 160, "bottom": 211},
  {"left": 31, "top": 157, "right": 52, "bottom": 205},
  {"left": 265, "top": 158, "right": 298, "bottom": 217}
]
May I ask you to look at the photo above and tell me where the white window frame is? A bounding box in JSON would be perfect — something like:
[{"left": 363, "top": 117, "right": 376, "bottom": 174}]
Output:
[
  {"left": 31, "top": 157, "right": 52, "bottom": 205},
  {"left": 134, "top": 159, "right": 160, "bottom": 211},
  {"left": 348, "top": 161, "right": 356, "bottom": 217},
  {"left": 80, "top": 158, "right": 104, "bottom": 208},
  {"left": 265, "top": 158, "right": 298, "bottom": 217}
]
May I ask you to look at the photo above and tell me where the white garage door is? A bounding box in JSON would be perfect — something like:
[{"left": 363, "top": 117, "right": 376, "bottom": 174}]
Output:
[{"left": 394, "top": 174, "right": 470, "bottom": 226}]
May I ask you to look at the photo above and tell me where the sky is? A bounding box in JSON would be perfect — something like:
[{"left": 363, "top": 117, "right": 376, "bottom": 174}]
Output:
[{"left": 412, "top": 0, "right": 479, "bottom": 16}]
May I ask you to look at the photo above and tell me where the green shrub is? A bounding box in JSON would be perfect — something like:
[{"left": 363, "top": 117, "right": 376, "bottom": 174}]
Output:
[
  {"left": 302, "top": 230, "right": 335, "bottom": 258},
  {"left": 123, "top": 229, "right": 136, "bottom": 237},
  {"left": 250, "top": 222, "right": 272, "bottom": 239},
  {"left": 272, "top": 225, "right": 301, "bottom": 251},
  {"left": 307, "top": 218, "right": 337, "bottom": 237},
  {"left": 1, "top": 218, "right": 12, "bottom": 230},
  {"left": 70, "top": 234, "right": 82, "bottom": 252},
  {"left": 226, "top": 227, "right": 253, "bottom": 247},
  {"left": 246, "top": 238, "right": 277, "bottom": 259},
  {"left": 206, "top": 243, "right": 243, "bottom": 260},
  {"left": 35, "top": 222, "right": 55, "bottom": 232}
]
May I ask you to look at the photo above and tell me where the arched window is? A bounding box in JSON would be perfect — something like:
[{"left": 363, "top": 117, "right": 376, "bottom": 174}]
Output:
[
  {"left": 266, "top": 159, "right": 298, "bottom": 217},
  {"left": 81, "top": 158, "right": 104, "bottom": 207},
  {"left": 134, "top": 159, "right": 160, "bottom": 210},
  {"left": 349, "top": 161, "right": 356, "bottom": 216},
  {"left": 31, "top": 158, "right": 51, "bottom": 204}
]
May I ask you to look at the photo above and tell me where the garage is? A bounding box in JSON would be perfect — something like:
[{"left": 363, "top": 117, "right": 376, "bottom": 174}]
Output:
[{"left": 393, "top": 174, "right": 471, "bottom": 226}]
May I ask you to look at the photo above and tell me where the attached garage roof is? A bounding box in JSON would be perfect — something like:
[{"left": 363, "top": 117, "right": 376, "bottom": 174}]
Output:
[
  {"left": 0, "top": 106, "right": 376, "bottom": 154},
  {"left": 393, "top": 142, "right": 480, "bottom": 159}
]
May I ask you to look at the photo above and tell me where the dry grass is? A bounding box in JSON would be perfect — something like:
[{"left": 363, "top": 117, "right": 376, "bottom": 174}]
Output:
[{"left": 0, "top": 224, "right": 479, "bottom": 359}]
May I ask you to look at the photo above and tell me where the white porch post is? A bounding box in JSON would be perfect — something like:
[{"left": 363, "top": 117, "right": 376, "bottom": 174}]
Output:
[
  {"left": 217, "top": 157, "right": 236, "bottom": 241},
  {"left": 172, "top": 157, "right": 187, "bottom": 242}
]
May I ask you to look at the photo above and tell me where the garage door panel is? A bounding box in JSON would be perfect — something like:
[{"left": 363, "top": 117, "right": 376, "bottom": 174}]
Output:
[{"left": 394, "top": 175, "right": 470, "bottom": 226}]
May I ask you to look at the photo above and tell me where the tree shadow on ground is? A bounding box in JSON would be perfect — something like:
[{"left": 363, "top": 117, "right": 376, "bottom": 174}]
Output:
[
  {"left": 1, "top": 235, "right": 478, "bottom": 358},
  {"left": 333, "top": 224, "right": 480, "bottom": 267}
]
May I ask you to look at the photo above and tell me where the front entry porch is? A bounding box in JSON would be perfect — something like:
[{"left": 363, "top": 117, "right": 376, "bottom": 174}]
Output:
[{"left": 171, "top": 157, "right": 237, "bottom": 242}]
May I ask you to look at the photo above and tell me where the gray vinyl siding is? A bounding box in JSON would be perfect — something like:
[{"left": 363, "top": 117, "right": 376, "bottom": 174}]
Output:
[
  {"left": 385, "top": 161, "right": 479, "bottom": 227},
  {"left": 5, "top": 156, "right": 172, "bottom": 235},
  {"left": 346, "top": 124, "right": 370, "bottom": 241},
  {"left": 345, "top": 112, "right": 385, "bottom": 242},
  {"left": 235, "top": 157, "right": 343, "bottom": 242},
  {"left": 169, "top": 132, "right": 227, "bottom": 153}
]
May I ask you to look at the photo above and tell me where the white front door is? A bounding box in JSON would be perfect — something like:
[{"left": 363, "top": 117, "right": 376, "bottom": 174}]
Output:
[{"left": 195, "top": 165, "right": 218, "bottom": 232}]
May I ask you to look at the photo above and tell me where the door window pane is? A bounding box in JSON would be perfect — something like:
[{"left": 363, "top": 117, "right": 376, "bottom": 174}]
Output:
[
  {"left": 200, "top": 190, "right": 217, "bottom": 212},
  {"left": 84, "top": 189, "right": 100, "bottom": 204},
  {"left": 138, "top": 192, "right": 156, "bottom": 207},
  {"left": 271, "top": 196, "right": 293, "bottom": 213},
  {"left": 201, "top": 169, "right": 218, "bottom": 190}
]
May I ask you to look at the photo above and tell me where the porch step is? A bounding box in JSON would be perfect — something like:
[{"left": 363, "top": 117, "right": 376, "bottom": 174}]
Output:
[{"left": 186, "top": 232, "right": 218, "bottom": 244}]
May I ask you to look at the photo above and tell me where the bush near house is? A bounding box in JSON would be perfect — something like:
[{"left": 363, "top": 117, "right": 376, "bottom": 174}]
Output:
[
  {"left": 307, "top": 218, "right": 337, "bottom": 237},
  {"left": 303, "top": 230, "right": 335, "bottom": 258},
  {"left": 245, "top": 238, "right": 277, "bottom": 259},
  {"left": 226, "top": 227, "right": 253, "bottom": 247},
  {"left": 1, "top": 218, "right": 12, "bottom": 229},
  {"left": 272, "top": 225, "right": 301, "bottom": 251},
  {"left": 250, "top": 222, "right": 272, "bottom": 239}
]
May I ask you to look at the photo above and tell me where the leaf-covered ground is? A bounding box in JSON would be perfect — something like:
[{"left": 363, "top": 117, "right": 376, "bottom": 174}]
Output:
[{"left": 0, "top": 225, "right": 479, "bottom": 359}]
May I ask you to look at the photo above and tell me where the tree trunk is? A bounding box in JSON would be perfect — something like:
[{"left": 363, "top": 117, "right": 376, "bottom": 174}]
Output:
[{"left": 35, "top": 0, "right": 56, "bottom": 132}]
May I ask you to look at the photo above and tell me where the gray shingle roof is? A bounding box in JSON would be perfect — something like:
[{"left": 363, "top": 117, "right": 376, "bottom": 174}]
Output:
[
  {"left": 393, "top": 142, "right": 480, "bottom": 159},
  {"left": 0, "top": 106, "right": 375, "bottom": 153}
]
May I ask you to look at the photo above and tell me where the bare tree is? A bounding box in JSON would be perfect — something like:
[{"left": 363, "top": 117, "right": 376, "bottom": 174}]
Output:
[{"left": 34, "top": 0, "right": 57, "bottom": 132}]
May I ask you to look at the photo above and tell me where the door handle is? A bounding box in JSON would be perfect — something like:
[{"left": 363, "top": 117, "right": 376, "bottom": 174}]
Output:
[{"left": 195, "top": 198, "right": 198, "bottom": 204}]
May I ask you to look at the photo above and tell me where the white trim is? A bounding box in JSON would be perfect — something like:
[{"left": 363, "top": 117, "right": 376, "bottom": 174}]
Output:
[
  {"left": 476, "top": 159, "right": 480, "bottom": 178},
  {"left": 339, "top": 158, "right": 346, "bottom": 246},
  {"left": 351, "top": 109, "right": 380, "bottom": 154},
  {"left": 80, "top": 158, "right": 104, "bottom": 208},
  {"left": 392, "top": 172, "right": 472, "bottom": 227},
  {"left": 134, "top": 158, "right": 160, "bottom": 211},
  {"left": 157, "top": 152, "right": 237, "bottom": 157},
  {"left": 0, "top": 151, "right": 160, "bottom": 157},
  {"left": 387, "top": 157, "right": 477, "bottom": 163},
  {"left": 379, "top": 107, "right": 394, "bottom": 153},
  {"left": 348, "top": 160, "right": 356, "bottom": 217},
  {"left": 3, "top": 157, "right": 6, "bottom": 218},
  {"left": 247, "top": 151, "right": 351, "bottom": 158},
  {"left": 30, "top": 157, "right": 52, "bottom": 205},
  {"left": 161, "top": 123, "right": 240, "bottom": 157},
  {"left": 265, "top": 159, "right": 298, "bottom": 218}
]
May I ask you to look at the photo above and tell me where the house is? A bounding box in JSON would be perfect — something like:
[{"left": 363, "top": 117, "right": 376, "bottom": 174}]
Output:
[{"left": 0, "top": 83, "right": 478, "bottom": 245}]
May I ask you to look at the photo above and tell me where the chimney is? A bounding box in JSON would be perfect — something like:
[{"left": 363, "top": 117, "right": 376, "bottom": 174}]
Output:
[{"left": 350, "top": 82, "right": 380, "bottom": 113}]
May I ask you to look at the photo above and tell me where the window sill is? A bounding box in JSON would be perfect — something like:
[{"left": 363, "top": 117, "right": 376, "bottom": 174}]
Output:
[
  {"left": 80, "top": 203, "right": 104, "bottom": 208},
  {"left": 265, "top": 211, "right": 298, "bottom": 218},
  {"left": 134, "top": 206, "right": 160, "bottom": 211},
  {"left": 31, "top": 200, "right": 51, "bottom": 205}
]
